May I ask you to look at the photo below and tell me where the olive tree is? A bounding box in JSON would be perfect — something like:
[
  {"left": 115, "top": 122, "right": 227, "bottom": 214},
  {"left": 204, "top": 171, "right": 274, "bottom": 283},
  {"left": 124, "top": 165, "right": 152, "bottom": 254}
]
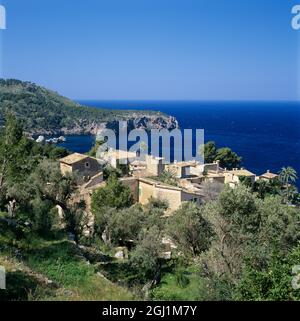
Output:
[{"left": 167, "top": 202, "right": 213, "bottom": 257}]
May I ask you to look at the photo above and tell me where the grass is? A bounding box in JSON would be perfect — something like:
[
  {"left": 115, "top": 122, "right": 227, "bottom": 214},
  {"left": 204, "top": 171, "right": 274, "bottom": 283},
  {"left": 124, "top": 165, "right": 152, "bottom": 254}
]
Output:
[
  {"left": 151, "top": 265, "right": 204, "bottom": 301},
  {"left": 24, "top": 239, "right": 135, "bottom": 301},
  {"left": 1, "top": 224, "right": 207, "bottom": 301},
  {"left": 0, "top": 237, "right": 135, "bottom": 301},
  {"left": 99, "top": 261, "right": 141, "bottom": 287},
  {"left": 26, "top": 240, "right": 93, "bottom": 287},
  {"left": 0, "top": 255, "right": 56, "bottom": 301}
]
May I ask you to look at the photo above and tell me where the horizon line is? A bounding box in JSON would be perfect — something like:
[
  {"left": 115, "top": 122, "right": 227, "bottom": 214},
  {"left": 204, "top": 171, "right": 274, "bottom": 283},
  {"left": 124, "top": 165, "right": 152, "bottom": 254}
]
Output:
[{"left": 74, "top": 99, "right": 300, "bottom": 103}]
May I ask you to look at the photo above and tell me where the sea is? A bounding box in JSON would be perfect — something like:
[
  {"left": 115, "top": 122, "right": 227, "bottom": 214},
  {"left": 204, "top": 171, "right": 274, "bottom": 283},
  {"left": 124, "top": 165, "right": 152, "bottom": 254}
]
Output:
[{"left": 57, "top": 101, "right": 300, "bottom": 187}]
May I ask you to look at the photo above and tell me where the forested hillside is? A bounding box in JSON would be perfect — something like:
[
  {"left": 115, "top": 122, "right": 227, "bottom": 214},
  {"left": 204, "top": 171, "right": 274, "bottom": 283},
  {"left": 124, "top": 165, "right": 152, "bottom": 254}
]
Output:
[{"left": 0, "top": 79, "right": 176, "bottom": 135}]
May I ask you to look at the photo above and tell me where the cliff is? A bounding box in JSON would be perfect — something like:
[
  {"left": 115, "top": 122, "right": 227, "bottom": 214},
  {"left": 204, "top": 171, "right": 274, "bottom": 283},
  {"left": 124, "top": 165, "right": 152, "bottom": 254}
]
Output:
[{"left": 0, "top": 79, "right": 178, "bottom": 135}]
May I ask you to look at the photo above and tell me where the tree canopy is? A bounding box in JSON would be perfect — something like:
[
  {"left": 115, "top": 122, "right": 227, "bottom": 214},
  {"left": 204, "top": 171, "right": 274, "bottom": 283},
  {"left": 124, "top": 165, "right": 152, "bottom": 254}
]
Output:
[{"left": 202, "top": 141, "right": 241, "bottom": 169}]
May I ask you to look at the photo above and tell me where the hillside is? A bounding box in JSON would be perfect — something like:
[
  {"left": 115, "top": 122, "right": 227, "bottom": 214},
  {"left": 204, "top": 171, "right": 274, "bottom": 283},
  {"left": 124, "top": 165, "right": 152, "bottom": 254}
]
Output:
[
  {"left": 0, "top": 79, "right": 178, "bottom": 135},
  {"left": 0, "top": 239, "right": 135, "bottom": 301}
]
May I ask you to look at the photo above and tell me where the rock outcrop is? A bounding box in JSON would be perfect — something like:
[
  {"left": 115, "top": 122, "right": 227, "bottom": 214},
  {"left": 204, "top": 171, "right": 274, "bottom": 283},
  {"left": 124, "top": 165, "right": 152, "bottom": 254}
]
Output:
[{"left": 35, "top": 114, "right": 178, "bottom": 135}]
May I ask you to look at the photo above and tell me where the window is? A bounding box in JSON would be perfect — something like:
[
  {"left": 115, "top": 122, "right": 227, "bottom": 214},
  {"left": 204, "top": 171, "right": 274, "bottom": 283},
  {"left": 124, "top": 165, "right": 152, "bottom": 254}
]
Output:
[{"left": 85, "top": 162, "right": 90, "bottom": 169}]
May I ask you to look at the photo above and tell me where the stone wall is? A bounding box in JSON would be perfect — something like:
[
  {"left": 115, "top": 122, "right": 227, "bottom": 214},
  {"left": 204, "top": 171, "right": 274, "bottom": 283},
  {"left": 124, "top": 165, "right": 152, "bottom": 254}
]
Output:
[
  {"left": 121, "top": 177, "right": 139, "bottom": 203},
  {"left": 60, "top": 163, "right": 72, "bottom": 176},
  {"left": 72, "top": 157, "right": 102, "bottom": 179}
]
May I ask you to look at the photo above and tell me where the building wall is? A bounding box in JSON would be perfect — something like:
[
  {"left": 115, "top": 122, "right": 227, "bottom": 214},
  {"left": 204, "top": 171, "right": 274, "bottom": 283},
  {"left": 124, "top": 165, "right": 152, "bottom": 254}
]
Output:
[
  {"left": 155, "top": 187, "right": 182, "bottom": 211},
  {"left": 191, "top": 163, "right": 219, "bottom": 176},
  {"left": 60, "top": 163, "right": 72, "bottom": 176},
  {"left": 206, "top": 176, "right": 225, "bottom": 184},
  {"left": 138, "top": 179, "right": 201, "bottom": 212},
  {"left": 166, "top": 165, "right": 183, "bottom": 178},
  {"left": 146, "top": 156, "right": 165, "bottom": 176},
  {"left": 224, "top": 172, "right": 256, "bottom": 185},
  {"left": 224, "top": 172, "right": 238, "bottom": 184},
  {"left": 204, "top": 163, "right": 219, "bottom": 172},
  {"left": 139, "top": 180, "right": 156, "bottom": 205},
  {"left": 71, "top": 157, "right": 102, "bottom": 179},
  {"left": 71, "top": 189, "right": 95, "bottom": 236},
  {"left": 121, "top": 177, "right": 139, "bottom": 203},
  {"left": 190, "top": 165, "right": 203, "bottom": 176},
  {"left": 181, "top": 191, "right": 202, "bottom": 206}
]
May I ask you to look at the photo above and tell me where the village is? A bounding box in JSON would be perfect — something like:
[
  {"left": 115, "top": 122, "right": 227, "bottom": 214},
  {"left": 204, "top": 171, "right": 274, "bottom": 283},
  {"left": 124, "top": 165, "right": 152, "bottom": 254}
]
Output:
[{"left": 59, "top": 149, "right": 278, "bottom": 215}]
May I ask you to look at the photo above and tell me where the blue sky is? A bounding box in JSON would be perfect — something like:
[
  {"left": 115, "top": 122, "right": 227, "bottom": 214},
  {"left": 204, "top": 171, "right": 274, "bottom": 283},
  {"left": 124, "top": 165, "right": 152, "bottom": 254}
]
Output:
[{"left": 0, "top": 0, "right": 299, "bottom": 100}]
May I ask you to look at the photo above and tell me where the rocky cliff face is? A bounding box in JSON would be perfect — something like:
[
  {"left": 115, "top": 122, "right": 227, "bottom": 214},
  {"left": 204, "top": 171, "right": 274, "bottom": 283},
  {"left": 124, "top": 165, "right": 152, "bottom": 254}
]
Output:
[
  {"left": 105, "top": 115, "right": 179, "bottom": 133},
  {"left": 38, "top": 114, "right": 179, "bottom": 135}
]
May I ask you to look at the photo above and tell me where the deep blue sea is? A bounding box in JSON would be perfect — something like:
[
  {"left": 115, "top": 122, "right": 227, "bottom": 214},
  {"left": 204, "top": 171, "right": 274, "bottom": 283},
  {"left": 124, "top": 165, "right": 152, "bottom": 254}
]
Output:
[{"left": 58, "top": 101, "right": 300, "bottom": 187}]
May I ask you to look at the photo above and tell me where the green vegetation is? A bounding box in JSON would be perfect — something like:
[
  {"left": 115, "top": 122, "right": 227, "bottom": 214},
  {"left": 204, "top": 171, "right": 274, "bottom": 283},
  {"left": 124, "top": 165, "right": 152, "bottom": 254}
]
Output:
[
  {"left": 235, "top": 244, "right": 300, "bottom": 301},
  {"left": 1, "top": 111, "right": 300, "bottom": 301},
  {"left": 166, "top": 202, "right": 212, "bottom": 257},
  {"left": 203, "top": 141, "right": 242, "bottom": 169},
  {"left": 150, "top": 169, "right": 179, "bottom": 187},
  {"left": 199, "top": 185, "right": 300, "bottom": 300},
  {"left": 130, "top": 226, "right": 163, "bottom": 282},
  {"left": 151, "top": 264, "right": 203, "bottom": 301},
  {"left": 0, "top": 238, "right": 134, "bottom": 301},
  {"left": 91, "top": 195, "right": 167, "bottom": 286},
  {"left": 91, "top": 175, "right": 133, "bottom": 234},
  {"left": 241, "top": 167, "right": 300, "bottom": 205},
  {"left": 279, "top": 167, "right": 299, "bottom": 203},
  {"left": 90, "top": 176, "right": 299, "bottom": 301},
  {"left": 0, "top": 79, "right": 168, "bottom": 134},
  {"left": 0, "top": 113, "right": 134, "bottom": 300}
]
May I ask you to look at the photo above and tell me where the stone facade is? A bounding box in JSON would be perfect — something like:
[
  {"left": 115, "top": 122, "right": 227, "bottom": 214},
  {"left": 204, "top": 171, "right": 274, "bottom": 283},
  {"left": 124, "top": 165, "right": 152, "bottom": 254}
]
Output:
[
  {"left": 145, "top": 155, "right": 165, "bottom": 176},
  {"left": 121, "top": 177, "right": 139, "bottom": 203},
  {"left": 60, "top": 153, "right": 102, "bottom": 183},
  {"left": 138, "top": 178, "right": 202, "bottom": 212}
]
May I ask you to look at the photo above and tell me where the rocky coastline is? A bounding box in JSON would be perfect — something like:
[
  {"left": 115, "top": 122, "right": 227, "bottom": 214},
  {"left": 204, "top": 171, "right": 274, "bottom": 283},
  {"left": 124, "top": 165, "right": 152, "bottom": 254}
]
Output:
[{"left": 28, "top": 114, "right": 179, "bottom": 136}]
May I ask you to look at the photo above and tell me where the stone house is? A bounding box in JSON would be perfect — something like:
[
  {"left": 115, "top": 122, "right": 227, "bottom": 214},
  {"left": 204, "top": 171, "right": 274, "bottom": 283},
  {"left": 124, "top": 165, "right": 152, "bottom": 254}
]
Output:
[
  {"left": 224, "top": 168, "right": 256, "bottom": 187},
  {"left": 166, "top": 161, "right": 197, "bottom": 179},
  {"left": 60, "top": 153, "right": 103, "bottom": 184},
  {"left": 145, "top": 155, "right": 165, "bottom": 176},
  {"left": 138, "top": 177, "right": 203, "bottom": 212},
  {"left": 60, "top": 151, "right": 266, "bottom": 216},
  {"left": 259, "top": 170, "right": 278, "bottom": 181}
]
